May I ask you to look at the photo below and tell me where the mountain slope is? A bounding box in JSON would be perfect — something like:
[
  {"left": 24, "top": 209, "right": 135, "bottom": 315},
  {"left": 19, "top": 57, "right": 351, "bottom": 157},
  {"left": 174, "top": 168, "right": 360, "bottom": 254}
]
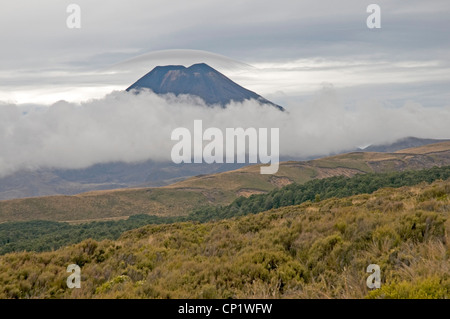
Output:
[
  {"left": 166, "top": 140, "right": 450, "bottom": 196},
  {"left": 0, "top": 161, "right": 247, "bottom": 201},
  {"left": 0, "top": 179, "right": 448, "bottom": 298},
  {"left": 1, "top": 142, "right": 450, "bottom": 223},
  {"left": 361, "top": 137, "right": 450, "bottom": 153},
  {"left": 1, "top": 165, "right": 449, "bottom": 255},
  {"left": 2, "top": 137, "right": 445, "bottom": 201},
  {"left": 126, "top": 63, "right": 283, "bottom": 110}
]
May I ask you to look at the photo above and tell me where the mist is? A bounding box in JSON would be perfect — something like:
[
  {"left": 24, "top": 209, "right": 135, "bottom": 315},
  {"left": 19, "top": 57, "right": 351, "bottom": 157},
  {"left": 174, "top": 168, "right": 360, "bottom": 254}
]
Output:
[{"left": 1, "top": 88, "right": 449, "bottom": 177}]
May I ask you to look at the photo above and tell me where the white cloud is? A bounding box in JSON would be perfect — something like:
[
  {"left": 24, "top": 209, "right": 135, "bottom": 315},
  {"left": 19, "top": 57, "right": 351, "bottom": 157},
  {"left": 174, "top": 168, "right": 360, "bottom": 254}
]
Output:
[{"left": 1, "top": 88, "right": 449, "bottom": 178}]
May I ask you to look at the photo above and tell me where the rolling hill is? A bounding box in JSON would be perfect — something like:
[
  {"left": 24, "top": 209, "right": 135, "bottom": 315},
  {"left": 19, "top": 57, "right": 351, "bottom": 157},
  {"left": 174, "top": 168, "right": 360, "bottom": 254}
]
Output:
[
  {"left": 1, "top": 138, "right": 446, "bottom": 201},
  {"left": 1, "top": 141, "right": 450, "bottom": 223},
  {"left": 360, "top": 137, "right": 450, "bottom": 153},
  {"left": 0, "top": 178, "right": 448, "bottom": 298}
]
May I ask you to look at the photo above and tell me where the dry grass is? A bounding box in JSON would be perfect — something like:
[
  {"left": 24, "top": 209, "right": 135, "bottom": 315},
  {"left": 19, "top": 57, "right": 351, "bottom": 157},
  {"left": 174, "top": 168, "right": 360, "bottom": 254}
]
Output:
[
  {"left": 395, "top": 141, "right": 450, "bottom": 154},
  {"left": 0, "top": 179, "right": 448, "bottom": 299},
  {"left": 1, "top": 142, "right": 450, "bottom": 224}
]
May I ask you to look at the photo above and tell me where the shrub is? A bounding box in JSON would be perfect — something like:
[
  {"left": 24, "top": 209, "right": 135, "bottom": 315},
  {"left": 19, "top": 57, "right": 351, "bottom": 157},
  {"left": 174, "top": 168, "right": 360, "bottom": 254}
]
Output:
[{"left": 367, "top": 277, "right": 449, "bottom": 299}]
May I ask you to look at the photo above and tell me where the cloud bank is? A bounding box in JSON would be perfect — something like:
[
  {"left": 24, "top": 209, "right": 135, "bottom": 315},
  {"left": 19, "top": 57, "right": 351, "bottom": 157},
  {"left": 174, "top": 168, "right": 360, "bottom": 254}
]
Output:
[{"left": 1, "top": 88, "right": 449, "bottom": 177}]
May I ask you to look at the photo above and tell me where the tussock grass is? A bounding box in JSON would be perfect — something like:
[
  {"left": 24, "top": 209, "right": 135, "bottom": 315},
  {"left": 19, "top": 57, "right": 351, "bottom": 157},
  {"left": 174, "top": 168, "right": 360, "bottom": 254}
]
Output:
[{"left": 0, "top": 179, "right": 448, "bottom": 299}]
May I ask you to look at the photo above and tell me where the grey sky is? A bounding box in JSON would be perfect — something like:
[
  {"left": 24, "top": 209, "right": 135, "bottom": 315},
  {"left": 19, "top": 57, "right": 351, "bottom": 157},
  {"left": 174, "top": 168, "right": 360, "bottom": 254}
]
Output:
[{"left": 1, "top": 0, "right": 450, "bottom": 105}]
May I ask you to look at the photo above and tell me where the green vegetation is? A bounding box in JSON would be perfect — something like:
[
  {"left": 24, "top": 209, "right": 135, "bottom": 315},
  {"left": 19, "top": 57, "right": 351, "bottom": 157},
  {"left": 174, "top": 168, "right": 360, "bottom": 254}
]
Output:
[
  {"left": 1, "top": 166, "right": 450, "bottom": 255},
  {"left": 0, "top": 215, "right": 178, "bottom": 255},
  {"left": 0, "top": 179, "right": 448, "bottom": 298},
  {"left": 188, "top": 165, "right": 450, "bottom": 221}
]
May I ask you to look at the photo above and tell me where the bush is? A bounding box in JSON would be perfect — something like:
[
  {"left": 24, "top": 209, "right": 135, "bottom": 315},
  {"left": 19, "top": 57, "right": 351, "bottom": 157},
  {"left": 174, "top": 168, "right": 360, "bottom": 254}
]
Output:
[{"left": 367, "top": 277, "right": 449, "bottom": 299}]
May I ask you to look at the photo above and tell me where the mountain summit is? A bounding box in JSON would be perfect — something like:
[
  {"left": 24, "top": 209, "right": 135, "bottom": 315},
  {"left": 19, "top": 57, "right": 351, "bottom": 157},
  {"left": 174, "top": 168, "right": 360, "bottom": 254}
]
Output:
[{"left": 126, "top": 63, "right": 284, "bottom": 110}]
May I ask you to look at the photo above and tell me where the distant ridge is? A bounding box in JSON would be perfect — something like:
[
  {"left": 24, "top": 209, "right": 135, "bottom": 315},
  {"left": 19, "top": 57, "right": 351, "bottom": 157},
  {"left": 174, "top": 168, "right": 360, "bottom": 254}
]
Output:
[
  {"left": 359, "top": 137, "right": 450, "bottom": 153},
  {"left": 126, "top": 63, "right": 284, "bottom": 110},
  {"left": 2, "top": 141, "right": 450, "bottom": 223}
]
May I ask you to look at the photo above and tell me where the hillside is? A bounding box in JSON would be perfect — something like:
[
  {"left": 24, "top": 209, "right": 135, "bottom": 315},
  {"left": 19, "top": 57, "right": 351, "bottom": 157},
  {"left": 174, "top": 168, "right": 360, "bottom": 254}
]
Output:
[
  {"left": 1, "top": 138, "right": 445, "bottom": 201},
  {"left": 2, "top": 166, "right": 448, "bottom": 255},
  {"left": 361, "top": 137, "right": 450, "bottom": 153},
  {"left": 0, "top": 178, "right": 448, "bottom": 298},
  {"left": 1, "top": 141, "right": 450, "bottom": 223},
  {"left": 169, "top": 140, "right": 450, "bottom": 194}
]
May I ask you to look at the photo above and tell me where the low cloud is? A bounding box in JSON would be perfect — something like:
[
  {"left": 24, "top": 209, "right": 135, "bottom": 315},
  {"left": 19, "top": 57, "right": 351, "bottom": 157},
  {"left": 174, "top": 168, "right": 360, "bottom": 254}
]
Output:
[{"left": 1, "top": 88, "right": 449, "bottom": 177}]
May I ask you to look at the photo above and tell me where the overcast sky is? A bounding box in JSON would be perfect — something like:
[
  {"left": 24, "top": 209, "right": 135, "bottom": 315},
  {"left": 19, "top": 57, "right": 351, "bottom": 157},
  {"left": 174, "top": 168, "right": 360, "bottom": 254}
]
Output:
[
  {"left": 1, "top": 1, "right": 450, "bottom": 177},
  {"left": 0, "top": 0, "right": 449, "bottom": 105}
]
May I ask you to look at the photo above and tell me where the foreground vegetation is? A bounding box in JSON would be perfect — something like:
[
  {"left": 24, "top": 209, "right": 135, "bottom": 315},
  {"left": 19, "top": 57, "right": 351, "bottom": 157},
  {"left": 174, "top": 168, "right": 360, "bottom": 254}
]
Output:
[
  {"left": 0, "top": 178, "right": 448, "bottom": 298},
  {"left": 1, "top": 166, "right": 450, "bottom": 255}
]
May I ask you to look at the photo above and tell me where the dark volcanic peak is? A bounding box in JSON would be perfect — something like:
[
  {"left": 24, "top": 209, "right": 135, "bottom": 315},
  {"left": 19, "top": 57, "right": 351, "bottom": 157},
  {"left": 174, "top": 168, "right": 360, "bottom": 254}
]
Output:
[{"left": 126, "top": 63, "right": 284, "bottom": 110}]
